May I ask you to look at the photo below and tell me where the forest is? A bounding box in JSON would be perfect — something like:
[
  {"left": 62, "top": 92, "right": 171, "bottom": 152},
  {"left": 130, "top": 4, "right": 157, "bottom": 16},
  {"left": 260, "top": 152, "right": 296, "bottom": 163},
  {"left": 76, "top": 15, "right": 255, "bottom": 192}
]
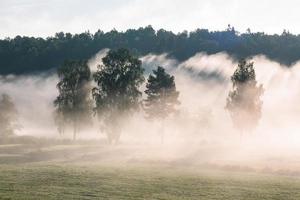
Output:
[{"left": 0, "top": 25, "right": 300, "bottom": 75}]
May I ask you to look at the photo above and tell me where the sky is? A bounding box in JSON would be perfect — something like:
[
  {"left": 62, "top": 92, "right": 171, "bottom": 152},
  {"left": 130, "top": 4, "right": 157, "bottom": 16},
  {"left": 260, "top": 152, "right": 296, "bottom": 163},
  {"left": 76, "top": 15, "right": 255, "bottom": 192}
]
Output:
[{"left": 0, "top": 0, "right": 300, "bottom": 38}]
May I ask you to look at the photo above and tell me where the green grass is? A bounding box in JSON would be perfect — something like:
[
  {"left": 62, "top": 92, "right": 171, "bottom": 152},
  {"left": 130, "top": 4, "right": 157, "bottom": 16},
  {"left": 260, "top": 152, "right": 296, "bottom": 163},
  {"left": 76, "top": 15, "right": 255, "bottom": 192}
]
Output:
[
  {"left": 1, "top": 164, "right": 300, "bottom": 200},
  {"left": 1, "top": 141, "right": 300, "bottom": 199}
]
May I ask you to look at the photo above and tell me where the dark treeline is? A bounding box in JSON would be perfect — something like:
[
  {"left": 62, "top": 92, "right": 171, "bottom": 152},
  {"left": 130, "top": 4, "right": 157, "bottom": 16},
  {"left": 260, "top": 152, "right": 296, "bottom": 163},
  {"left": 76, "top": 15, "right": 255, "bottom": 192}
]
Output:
[{"left": 1, "top": 25, "right": 300, "bottom": 75}]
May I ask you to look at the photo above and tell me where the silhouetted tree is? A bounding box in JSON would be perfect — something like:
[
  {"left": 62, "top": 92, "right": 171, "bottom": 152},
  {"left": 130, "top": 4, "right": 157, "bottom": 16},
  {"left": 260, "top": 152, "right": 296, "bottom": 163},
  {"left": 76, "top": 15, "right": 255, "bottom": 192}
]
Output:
[
  {"left": 144, "top": 66, "right": 180, "bottom": 143},
  {"left": 226, "top": 59, "right": 263, "bottom": 134},
  {"left": 54, "top": 60, "right": 92, "bottom": 140},
  {"left": 93, "top": 48, "right": 144, "bottom": 144},
  {"left": 2, "top": 26, "right": 300, "bottom": 75},
  {"left": 0, "top": 94, "right": 20, "bottom": 137}
]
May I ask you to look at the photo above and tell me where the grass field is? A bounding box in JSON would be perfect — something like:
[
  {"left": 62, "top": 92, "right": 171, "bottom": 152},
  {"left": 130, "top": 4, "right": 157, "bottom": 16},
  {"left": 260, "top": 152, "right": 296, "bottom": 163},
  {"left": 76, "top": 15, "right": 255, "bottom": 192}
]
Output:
[{"left": 1, "top": 139, "right": 300, "bottom": 200}]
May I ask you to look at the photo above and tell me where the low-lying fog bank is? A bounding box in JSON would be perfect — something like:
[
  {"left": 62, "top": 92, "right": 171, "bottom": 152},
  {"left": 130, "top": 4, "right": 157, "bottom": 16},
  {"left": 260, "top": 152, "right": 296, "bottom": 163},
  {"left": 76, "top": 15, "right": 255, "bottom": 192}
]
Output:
[{"left": 1, "top": 50, "right": 300, "bottom": 172}]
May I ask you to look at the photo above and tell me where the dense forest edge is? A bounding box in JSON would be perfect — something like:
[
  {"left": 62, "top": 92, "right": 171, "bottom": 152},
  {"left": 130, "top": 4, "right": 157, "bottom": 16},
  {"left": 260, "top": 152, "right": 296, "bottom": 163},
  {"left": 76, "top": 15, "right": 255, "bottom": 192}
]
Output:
[{"left": 0, "top": 25, "right": 299, "bottom": 75}]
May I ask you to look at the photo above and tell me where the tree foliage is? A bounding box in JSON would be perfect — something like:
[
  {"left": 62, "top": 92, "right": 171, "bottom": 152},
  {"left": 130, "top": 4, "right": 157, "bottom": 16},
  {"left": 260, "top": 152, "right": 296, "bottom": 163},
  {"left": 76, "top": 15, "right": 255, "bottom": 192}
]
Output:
[
  {"left": 144, "top": 66, "right": 180, "bottom": 119},
  {"left": 93, "top": 48, "right": 144, "bottom": 143},
  {"left": 226, "top": 59, "right": 264, "bottom": 133},
  {"left": 1, "top": 26, "right": 300, "bottom": 75},
  {"left": 54, "top": 60, "right": 92, "bottom": 140},
  {"left": 0, "top": 94, "right": 20, "bottom": 137}
]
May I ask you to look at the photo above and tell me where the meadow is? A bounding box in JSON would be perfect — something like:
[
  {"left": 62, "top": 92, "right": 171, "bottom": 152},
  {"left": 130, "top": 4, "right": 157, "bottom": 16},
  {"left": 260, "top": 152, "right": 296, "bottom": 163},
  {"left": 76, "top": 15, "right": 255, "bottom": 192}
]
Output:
[{"left": 1, "top": 139, "right": 300, "bottom": 200}]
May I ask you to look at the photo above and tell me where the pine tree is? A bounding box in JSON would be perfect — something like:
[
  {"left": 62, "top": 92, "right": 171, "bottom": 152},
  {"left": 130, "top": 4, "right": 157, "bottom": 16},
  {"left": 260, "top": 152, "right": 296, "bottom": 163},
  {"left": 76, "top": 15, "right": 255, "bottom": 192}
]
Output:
[
  {"left": 226, "top": 59, "right": 264, "bottom": 134},
  {"left": 144, "top": 66, "right": 180, "bottom": 143}
]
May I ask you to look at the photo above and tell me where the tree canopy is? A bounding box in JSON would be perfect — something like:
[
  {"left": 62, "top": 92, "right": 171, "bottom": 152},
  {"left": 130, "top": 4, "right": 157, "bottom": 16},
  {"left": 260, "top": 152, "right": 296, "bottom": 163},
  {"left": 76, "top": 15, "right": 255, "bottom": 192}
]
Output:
[
  {"left": 54, "top": 60, "right": 92, "bottom": 140},
  {"left": 1, "top": 26, "right": 300, "bottom": 75},
  {"left": 226, "top": 59, "right": 264, "bottom": 133},
  {"left": 93, "top": 48, "right": 144, "bottom": 143},
  {"left": 144, "top": 66, "right": 180, "bottom": 119}
]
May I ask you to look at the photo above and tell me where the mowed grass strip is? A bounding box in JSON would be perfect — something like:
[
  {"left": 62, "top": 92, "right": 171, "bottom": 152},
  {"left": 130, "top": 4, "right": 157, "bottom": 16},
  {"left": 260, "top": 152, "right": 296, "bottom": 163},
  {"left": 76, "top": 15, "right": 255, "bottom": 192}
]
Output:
[{"left": 1, "top": 164, "right": 300, "bottom": 200}]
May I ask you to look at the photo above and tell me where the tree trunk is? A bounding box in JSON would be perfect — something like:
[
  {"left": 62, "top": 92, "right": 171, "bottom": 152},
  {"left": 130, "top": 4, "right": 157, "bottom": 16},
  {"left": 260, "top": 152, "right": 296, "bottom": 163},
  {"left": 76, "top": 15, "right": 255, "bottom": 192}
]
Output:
[
  {"left": 160, "top": 120, "right": 165, "bottom": 145},
  {"left": 73, "top": 128, "right": 76, "bottom": 140},
  {"left": 239, "top": 129, "right": 245, "bottom": 144},
  {"left": 73, "top": 119, "right": 77, "bottom": 141}
]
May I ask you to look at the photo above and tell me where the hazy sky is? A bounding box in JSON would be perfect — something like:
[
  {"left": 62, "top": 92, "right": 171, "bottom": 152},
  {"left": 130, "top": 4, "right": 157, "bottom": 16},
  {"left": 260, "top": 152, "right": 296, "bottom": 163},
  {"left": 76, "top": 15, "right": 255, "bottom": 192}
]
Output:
[{"left": 1, "top": 0, "right": 300, "bottom": 38}]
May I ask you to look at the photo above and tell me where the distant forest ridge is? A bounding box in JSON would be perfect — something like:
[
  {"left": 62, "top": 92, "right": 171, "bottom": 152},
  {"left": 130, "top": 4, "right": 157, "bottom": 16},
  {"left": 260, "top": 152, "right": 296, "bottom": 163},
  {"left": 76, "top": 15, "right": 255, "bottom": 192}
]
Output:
[{"left": 0, "top": 25, "right": 299, "bottom": 75}]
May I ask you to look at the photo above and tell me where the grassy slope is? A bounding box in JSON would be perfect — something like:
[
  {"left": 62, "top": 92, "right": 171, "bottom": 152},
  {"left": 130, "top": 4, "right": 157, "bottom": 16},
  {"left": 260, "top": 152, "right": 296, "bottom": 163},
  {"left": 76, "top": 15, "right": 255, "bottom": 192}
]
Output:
[{"left": 1, "top": 142, "right": 300, "bottom": 200}]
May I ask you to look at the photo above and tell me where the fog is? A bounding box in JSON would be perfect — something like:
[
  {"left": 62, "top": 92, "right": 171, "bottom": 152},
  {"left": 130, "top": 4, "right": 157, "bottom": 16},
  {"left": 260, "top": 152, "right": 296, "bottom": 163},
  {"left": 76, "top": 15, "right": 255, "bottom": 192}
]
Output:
[{"left": 2, "top": 51, "right": 300, "bottom": 172}]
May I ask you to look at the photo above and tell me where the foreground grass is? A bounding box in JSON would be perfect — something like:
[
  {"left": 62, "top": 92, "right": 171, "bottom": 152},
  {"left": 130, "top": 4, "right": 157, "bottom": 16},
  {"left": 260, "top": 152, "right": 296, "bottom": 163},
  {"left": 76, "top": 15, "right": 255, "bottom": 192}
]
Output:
[
  {"left": 1, "top": 163, "right": 300, "bottom": 200},
  {"left": 1, "top": 140, "right": 300, "bottom": 199}
]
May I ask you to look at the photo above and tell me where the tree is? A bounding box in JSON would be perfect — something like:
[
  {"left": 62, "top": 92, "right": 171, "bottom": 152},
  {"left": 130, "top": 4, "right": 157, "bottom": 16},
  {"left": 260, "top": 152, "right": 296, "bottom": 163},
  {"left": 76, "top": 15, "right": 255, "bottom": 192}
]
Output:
[
  {"left": 4, "top": 26, "right": 300, "bottom": 75},
  {"left": 0, "top": 94, "right": 20, "bottom": 137},
  {"left": 226, "top": 59, "right": 263, "bottom": 134},
  {"left": 93, "top": 48, "right": 145, "bottom": 144},
  {"left": 54, "top": 60, "right": 92, "bottom": 140},
  {"left": 144, "top": 66, "right": 180, "bottom": 143}
]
